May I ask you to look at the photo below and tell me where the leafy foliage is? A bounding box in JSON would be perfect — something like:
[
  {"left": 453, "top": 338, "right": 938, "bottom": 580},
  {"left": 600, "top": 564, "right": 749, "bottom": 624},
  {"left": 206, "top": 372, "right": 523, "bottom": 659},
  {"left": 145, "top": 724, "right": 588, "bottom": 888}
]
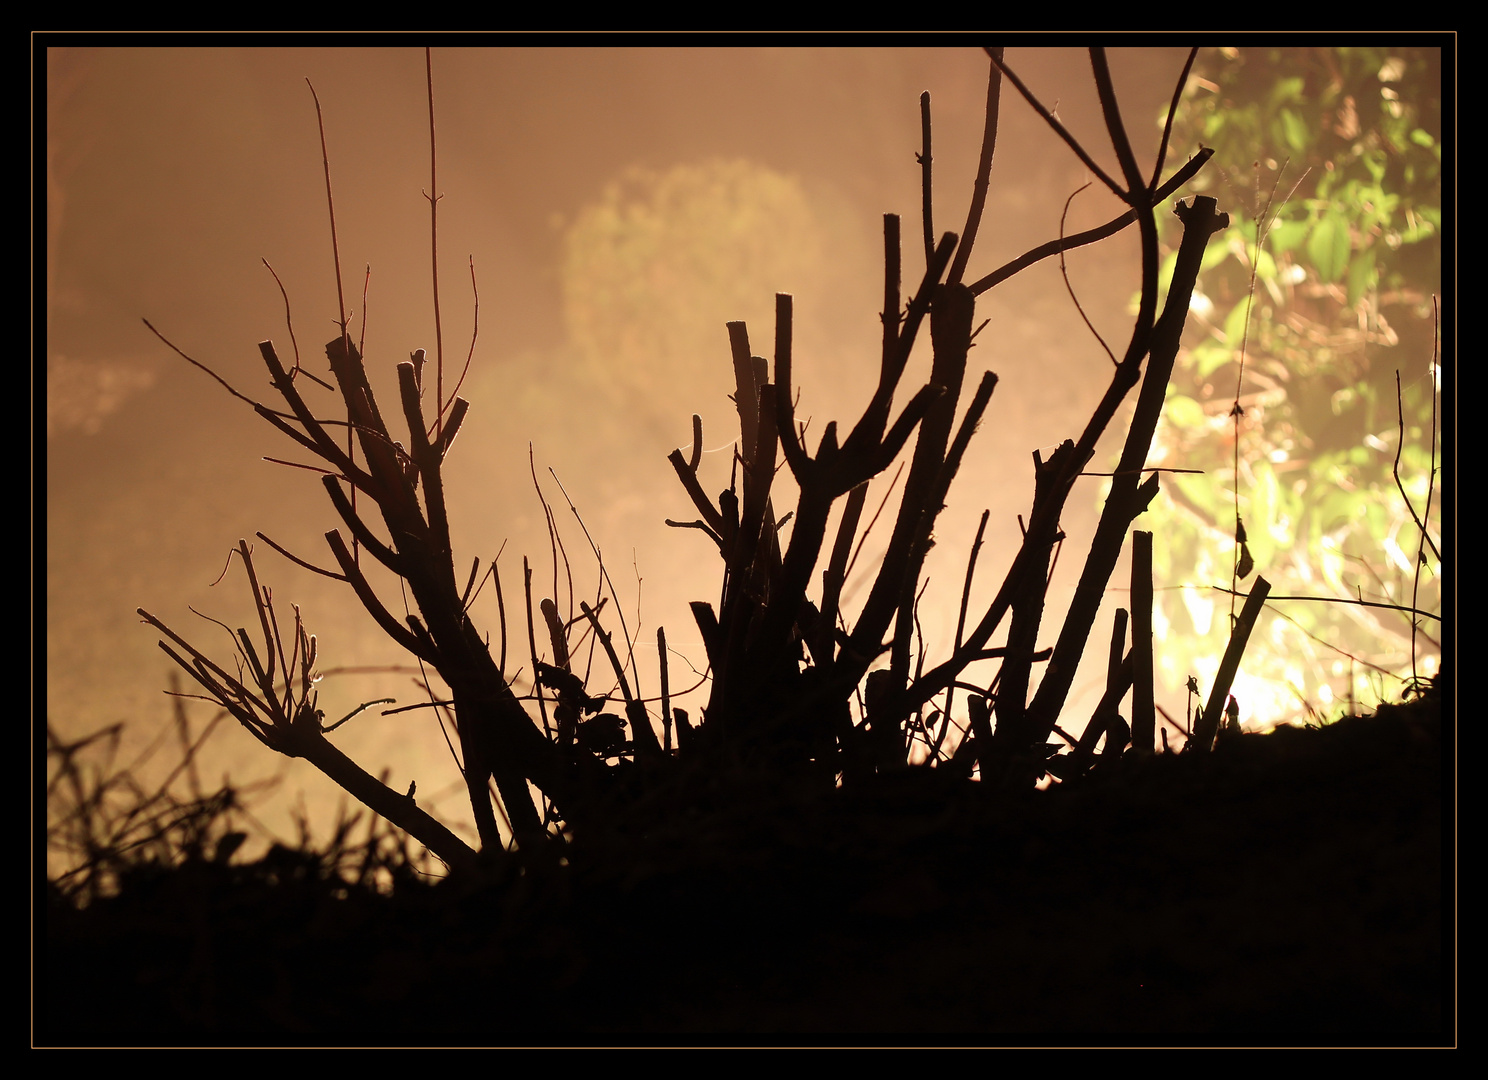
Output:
[{"left": 1143, "top": 46, "right": 1442, "bottom": 723}]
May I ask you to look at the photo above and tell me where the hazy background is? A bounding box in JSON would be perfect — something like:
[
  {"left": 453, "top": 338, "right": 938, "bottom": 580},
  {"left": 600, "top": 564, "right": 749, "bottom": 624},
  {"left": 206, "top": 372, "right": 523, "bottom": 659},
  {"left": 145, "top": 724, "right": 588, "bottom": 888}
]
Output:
[{"left": 46, "top": 44, "right": 1209, "bottom": 847}]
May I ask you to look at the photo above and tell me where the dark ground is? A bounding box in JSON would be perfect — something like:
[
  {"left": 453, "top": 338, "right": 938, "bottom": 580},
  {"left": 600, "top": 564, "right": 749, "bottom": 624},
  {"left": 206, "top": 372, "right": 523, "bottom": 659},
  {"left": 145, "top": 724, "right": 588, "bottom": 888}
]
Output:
[{"left": 40, "top": 682, "right": 1449, "bottom": 1047}]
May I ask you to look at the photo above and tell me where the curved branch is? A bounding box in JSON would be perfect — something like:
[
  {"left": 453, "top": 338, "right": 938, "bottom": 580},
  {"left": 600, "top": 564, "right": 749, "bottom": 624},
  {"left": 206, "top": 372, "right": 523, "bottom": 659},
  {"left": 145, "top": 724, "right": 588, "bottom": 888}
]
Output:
[
  {"left": 324, "top": 530, "right": 436, "bottom": 662},
  {"left": 323, "top": 475, "right": 406, "bottom": 576},
  {"left": 948, "top": 47, "right": 1004, "bottom": 285},
  {"left": 1209, "top": 585, "right": 1440, "bottom": 624},
  {"left": 668, "top": 448, "right": 726, "bottom": 535},
  {"left": 967, "top": 148, "right": 1213, "bottom": 296},
  {"left": 255, "top": 531, "right": 348, "bottom": 582},
  {"left": 1088, "top": 47, "right": 1146, "bottom": 203}
]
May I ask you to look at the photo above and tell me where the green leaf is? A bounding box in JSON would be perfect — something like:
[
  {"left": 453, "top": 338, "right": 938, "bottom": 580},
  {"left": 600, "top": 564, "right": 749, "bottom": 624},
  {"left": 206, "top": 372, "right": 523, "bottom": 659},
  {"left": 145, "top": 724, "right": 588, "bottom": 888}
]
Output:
[
  {"left": 1200, "top": 235, "right": 1235, "bottom": 273},
  {"left": 1192, "top": 340, "right": 1233, "bottom": 379},
  {"left": 1156, "top": 249, "right": 1179, "bottom": 301},
  {"left": 1278, "top": 107, "right": 1310, "bottom": 155},
  {"left": 1267, "top": 218, "right": 1310, "bottom": 254},
  {"left": 1166, "top": 393, "right": 1208, "bottom": 431},
  {"left": 1306, "top": 212, "right": 1352, "bottom": 284},
  {"left": 1253, "top": 247, "right": 1278, "bottom": 283},
  {"left": 1245, "top": 465, "right": 1279, "bottom": 567},
  {"left": 1222, "top": 297, "right": 1254, "bottom": 347},
  {"left": 1173, "top": 471, "right": 1223, "bottom": 517},
  {"left": 1269, "top": 75, "right": 1306, "bottom": 107},
  {"left": 1362, "top": 152, "right": 1387, "bottom": 185},
  {"left": 1346, "top": 246, "right": 1378, "bottom": 308}
]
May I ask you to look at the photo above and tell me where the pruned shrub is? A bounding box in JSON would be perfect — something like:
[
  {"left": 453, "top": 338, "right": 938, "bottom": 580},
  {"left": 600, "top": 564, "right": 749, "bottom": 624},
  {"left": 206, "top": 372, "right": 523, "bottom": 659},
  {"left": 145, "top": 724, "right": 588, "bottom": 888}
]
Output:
[{"left": 132, "top": 47, "right": 1368, "bottom": 871}]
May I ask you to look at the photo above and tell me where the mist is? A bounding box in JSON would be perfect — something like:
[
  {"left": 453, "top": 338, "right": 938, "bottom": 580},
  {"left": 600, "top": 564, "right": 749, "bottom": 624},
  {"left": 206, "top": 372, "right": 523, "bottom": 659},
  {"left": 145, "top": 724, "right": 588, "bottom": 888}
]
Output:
[{"left": 46, "top": 44, "right": 1211, "bottom": 845}]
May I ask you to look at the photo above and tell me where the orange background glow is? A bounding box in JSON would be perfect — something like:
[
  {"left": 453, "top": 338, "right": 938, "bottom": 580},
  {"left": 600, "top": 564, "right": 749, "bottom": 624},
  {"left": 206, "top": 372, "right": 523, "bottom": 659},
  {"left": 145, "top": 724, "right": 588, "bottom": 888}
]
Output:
[{"left": 49, "top": 44, "right": 1248, "bottom": 848}]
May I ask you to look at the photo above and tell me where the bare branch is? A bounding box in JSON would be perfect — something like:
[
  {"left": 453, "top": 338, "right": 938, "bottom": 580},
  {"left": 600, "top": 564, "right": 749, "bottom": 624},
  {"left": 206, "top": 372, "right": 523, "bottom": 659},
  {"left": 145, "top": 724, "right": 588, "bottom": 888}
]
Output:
[
  {"left": 967, "top": 148, "right": 1212, "bottom": 296},
  {"left": 1394, "top": 369, "right": 1442, "bottom": 564},
  {"left": 985, "top": 48, "right": 1124, "bottom": 200},
  {"left": 948, "top": 47, "right": 1003, "bottom": 285},
  {"left": 323, "top": 530, "right": 436, "bottom": 662},
  {"left": 918, "top": 91, "right": 934, "bottom": 268},
  {"left": 1057, "top": 183, "right": 1118, "bottom": 366},
  {"left": 1208, "top": 584, "right": 1440, "bottom": 624},
  {"left": 141, "top": 319, "right": 257, "bottom": 409},
  {"left": 1149, "top": 48, "right": 1200, "bottom": 194}
]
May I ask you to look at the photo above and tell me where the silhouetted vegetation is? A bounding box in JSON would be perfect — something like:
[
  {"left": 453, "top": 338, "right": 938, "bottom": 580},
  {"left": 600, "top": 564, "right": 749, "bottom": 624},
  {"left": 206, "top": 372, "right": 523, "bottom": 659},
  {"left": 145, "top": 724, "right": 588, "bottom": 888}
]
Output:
[{"left": 42, "top": 46, "right": 1448, "bottom": 1043}]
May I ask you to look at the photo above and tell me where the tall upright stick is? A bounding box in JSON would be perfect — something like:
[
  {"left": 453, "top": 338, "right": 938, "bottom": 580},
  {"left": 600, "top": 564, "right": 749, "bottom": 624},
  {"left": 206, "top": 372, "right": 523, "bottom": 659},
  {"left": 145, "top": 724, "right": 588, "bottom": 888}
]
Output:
[{"left": 1193, "top": 576, "right": 1272, "bottom": 752}]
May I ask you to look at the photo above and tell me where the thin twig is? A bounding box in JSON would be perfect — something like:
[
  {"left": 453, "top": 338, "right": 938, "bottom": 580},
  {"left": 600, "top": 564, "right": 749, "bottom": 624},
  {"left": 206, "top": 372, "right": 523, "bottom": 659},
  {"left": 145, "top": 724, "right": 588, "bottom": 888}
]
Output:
[
  {"left": 1078, "top": 467, "right": 1203, "bottom": 477},
  {"left": 1394, "top": 368, "right": 1442, "bottom": 564},
  {"left": 141, "top": 320, "right": 259, "bottom": 408},
  {"left": 1398, "top": 300, "right": 1442, "bottom": 686},
  {"left": 459, "top": 556, "right": 480, "bottom": 611},
  {"left": 967, "top": 148, "right": 1213, "bottom": 296},
  {"left": 423, "top": 47, "right": 445, "bottom": 445},
  {"left": 842, "top": 460, "right": 906, "bottom": 589},
  {"left": 524, "top": 557, "right": 552, "bottom": 742},
  {"left": 490, "top": 557, "right": 509, "bottom": 676},
  {"left": 579, "top": 601, "right": 661, "bottom": 759},
  {"left": 918, "top": 91, "right": 934, "bottom": 268},
  {"left": 260, "top": 259, "right": 327, "bottom": 388},
  {"left": 1149, "top": 48, "right": 1200, "bottom": 195},
  {"left": 985, "top": 48, "right": 1125, "bottom": 201},
  {"left": 550, "top": 467, "right": 640, "bottom": 696},
  {"left": 1414, "top": 300, "right": 1441, "bottom": 678},
  {"left": 945, "top": 508, "right": 990, "bottom": 736},
  {"left": 463, "top": 538, "right": 507, "bottom": 611},
  {"left": 306, "top": 80, "right": 349, "bottom": 345},
  {"left": 1208, "top": 584, "right": 1440, "bottom": 623},
  {"left": 1057, "top": 182, "right": 1117, "bottom": 365},
  {"left": 358, "top": 264, "right": 370, "bottom": 358},
  {"left": 1227, "top": 159, "right": 1311, "bottom": 621},
  {"left": 658, "top": 625, "right": 673, "bottom": 753},
  {"left": 1266, "top": 599, "right": 1410, "bottom": 679},
  {"left": 305, "top": 79, "right": 360, "bottom": 565},
  {"left": 528, "top": 445, "right": 570, "bottom": 625},
  {"left": 262, "top": 455, "right": 338, "bottom": 477},
  {"left": 442, "top": 254, "right": 479, "bottom": 426}
]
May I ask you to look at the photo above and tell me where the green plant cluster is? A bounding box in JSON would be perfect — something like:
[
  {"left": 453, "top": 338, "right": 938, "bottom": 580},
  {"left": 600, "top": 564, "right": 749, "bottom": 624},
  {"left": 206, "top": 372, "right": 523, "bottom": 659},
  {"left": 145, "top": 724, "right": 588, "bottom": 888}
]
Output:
[{"left": 1141, "top": 46, "right": 1442, "bottom": 721}]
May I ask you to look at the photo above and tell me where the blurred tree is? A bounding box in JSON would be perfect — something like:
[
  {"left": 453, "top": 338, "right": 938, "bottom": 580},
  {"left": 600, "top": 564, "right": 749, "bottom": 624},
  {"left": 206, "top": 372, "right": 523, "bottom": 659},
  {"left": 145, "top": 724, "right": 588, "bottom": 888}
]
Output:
[
  {"left": 560, "top": 159, "right": 831, "bottom": 438},
  {"left": 471, "top": 158, "right": 838, "bottom": 522},
  {"left": 1140, "top": 45, "right": 1442, "bottom": 725}
]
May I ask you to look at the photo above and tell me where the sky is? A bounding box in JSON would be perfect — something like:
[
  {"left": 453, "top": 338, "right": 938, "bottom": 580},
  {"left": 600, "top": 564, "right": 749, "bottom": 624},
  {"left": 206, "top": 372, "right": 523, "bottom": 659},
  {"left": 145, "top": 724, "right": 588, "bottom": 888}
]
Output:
[{"left": 46, "top": 43, "right": 1257, "bottom": 850}]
